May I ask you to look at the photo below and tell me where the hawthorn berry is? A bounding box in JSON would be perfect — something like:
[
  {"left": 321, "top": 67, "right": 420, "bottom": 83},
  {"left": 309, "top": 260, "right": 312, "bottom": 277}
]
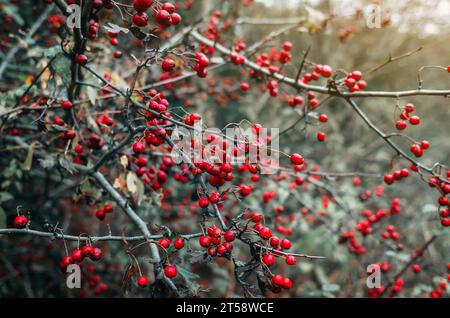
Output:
[
  {"left": 132, "top": 12, "right": 148, "bottom": 27},
  {"left": 161, "top": 58, "right": 175, "bottom": 72},
  {"left": 13, "top": 215, "right": 28, "bottom": 229},
  {"left": 82, "top": 245, "right": 94, "bottom": 257},
  {"left": 75, "top": 54, "right": 88, "bottom": 65},
  {"left": 285, "top": 255, "right": 296, "bottom": 265},
  {"left": 61, "top": 100, "right": 73, "bottom": 110},
  {"left": 159, "top": 238, "right": 171, "bottom": 249},
  {"left": 199, "top": 235, "right": 211, "bottom": 247},
  {"left": 280, "top": 238, "right": 291, "bottom": 250},
  {"left": 259, "top": 227, "right": 272, "bottom": 239},
  {"left": 224, "top": 230, "right": 236, "bottom": 242},
  {"left": 262, "top": 254, "right": 275, "bottom": 266},
  {"left": 137, "top": 275, "right": 149, "bottom": 287},
  {"left": 272, "top": 274, "right": 284, "bottom": 286},
  {"left": 133, "top": 0, "right": 152, "bottom": 12},
  {"left": 132, "top": 141, "right": 145, "bottom": 153},
  {"left": 198, "top": 197, "right": 210, "bottom": 208},
  {"left": 317, "top": 132, "right": 327, "bottom": 142},
  {"left": 71, "top": 248, "right": 84, "bottom": 262},
  {"left": 290, "top": 153, "right": 304, "bottom": 165},
  {"left": 173, "top": 238, "right": 185, "bottom": 250},
  {"left": 164, "top": 265, "right": 177, "bottom": 278}
]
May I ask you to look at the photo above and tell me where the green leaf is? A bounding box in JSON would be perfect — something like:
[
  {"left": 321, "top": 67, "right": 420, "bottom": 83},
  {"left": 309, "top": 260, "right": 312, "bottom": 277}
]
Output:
[
  {"left": 178, "top": 266, "right": 200, "bottom": 283},
  {"left": 0, "top": 192, "right": 13, "bottom": 204}
]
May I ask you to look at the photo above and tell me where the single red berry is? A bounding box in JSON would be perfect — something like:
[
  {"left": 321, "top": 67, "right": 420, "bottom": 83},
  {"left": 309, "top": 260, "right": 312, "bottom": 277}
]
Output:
[
  {"left": 384, "top": 174, "right": 394, "bottom": 185},
  {"left": 113, "top": 51, "right": 122, "bottom": 59},
  {"left": 75, "top": 54, "right": 88, "bottom": 65},
  {"left": 95, "top": 209, "right": 105, "bottom": 221},
  {"left": 173, "top": 238, "right": 185, "bottom": 250},
  {"left": 412, "top": 264, "right": 421, "bottom": 273},
  {"left": 161, "top": 58, "right": 175, "bottom": 72},
  {"left": 133, "top": 0, "right": 152, "bottom": 12},
  {"left": 272, "top": 274, "right": 284, "bottom": 286},
  {"left": 395, "top": 120, "right": 407, "bottom": 130},
  {"left": 259, "top": 227, "right": 272, "bottom": 239},
  {"left": 132, "top": 12, "right": 148, "bottom": 27},
  {"left": 156, "top": 9, "right": 172, "bottom": 26},
  {"left": 317, "top": 132, "right": 327, "bottom": 141},
  {"left": 409, "top": 115, "right": 420, "bottom": 125},
  {"left": 159, "top": 238, "right": 171, "bottom": 249},
  {"left": 137, "top": 275, "right": 149, "bottom": 287},
  {"left": 280, "top": 239, "right": 291, "bottom": 250},
  {"left": 198, "top": 197, "right": 210, "bottom": 208},
  {"left": 170, "top": 13, "right": 181, "bottom": 25},
  {"left": 164, "top": 265, "right": 177, "bottom": 278},
  {"left": 133, "top": 141, "right": 145, "bottom": 153},
  {"left": 90, "top": 247, "right": 103, "bottom": 261},
  {"left": 74, "top": 144, "right": 83, "bottom": 153},
  {"left": 404, "top": 103, "right": 415, "bottom": 113},
  {"left": 262, "top": 254, "right": 275, "bottom": 266},
  {"left": 282, "top": 277, "right": 292, "bottom": 289},
  {"left": 199, "top": 235, "right": 212, "bottom": 247},
  {"left": 13, "top": 215, "right": 28, "bottom": 229},
  {"left": 71, "top": 248, "right": 84, "bottom": 262},
  {"left": 420, "top": 140, "right": 430, "bottom": 149},
  {"left": 82, "top": 245, "right": 94, "bottom": 257},
  {"left": 318, "top": 114, "right": 328, "bottom": 123},
  {"left": 217, "top": 244, "right": 227, "bottom": 255},
  {"left": 224, "top": 230, "right": 236, "bottom": 242},
  {"left": 285, "top": 255, "right": 296, "bottom": 265},
  {"left": 61, "top": 100, "right": 73, "bottom": 110},
  {"left": 290, "top": 153, "right": 304, "bottom": 165}
]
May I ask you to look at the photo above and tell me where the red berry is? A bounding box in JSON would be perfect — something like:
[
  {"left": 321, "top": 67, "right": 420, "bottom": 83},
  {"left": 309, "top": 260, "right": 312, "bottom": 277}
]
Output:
[
  {"left": 409, "top": 115, "right": 420, "bottom": 125},
  {"left": 317, "top": 132, "right": 327, "bottom": 141},
  {"left": 95, "top": 209, "right": 105, "bottom": 221},
  {"left": 74, "top": 144, "right": 83, "bottom": 153},
  {"left": 164, "top": 265, "right": 177, "bottom": 278},
  {"left": 170, "top": 13, "right": 181, "bottom": 25},
  {"left": 173, "top": 238, "right": 185, "bottom": 250},
  {"left": 132, "top": 12, "right": 148, "bottom": 27},
  {"left": 280, "top": 238, "right": 291, "bottom": 250},
  {"left": 82, "top": 245, "right": 94, "bottom": 257},
  {"left": 262, "top": 254, "right": 275, "bottom": 266},
  {"left": 395, "top": 120, "right": 407, "bottom": 130},
  {"left": 90, "top": 247, "right": 103, "bottom": 261},
  {"left": 137, "top": 275, "right": 149, "bottom": 287},
  {"left": 404, "top": 103, "right": 415, "bottom": 113},
  {"left": 13, "top": 215, "right": 28, "bottom": 229},
  {"left": 217, "top": 244, "right": 227, "bottom": 255},
  {"left": 156, "top": 9, "right": 172, "bottom": 26},
  {"left": 224, "top": 230, "right": 236, "bottom": 242},
  {"left": 159, "top": 238, "right": 171, "bottom": 249},
  {"left": 285, "top": 255, "right": 296, "bottom": 265},
  {"left": 75, "top": 54, "right": 88, "bottom": 65},
  {"left": 290, "top": 153, "right": 304, "bottom": 165},
  {"left": 133, "top": 0, "right": 152, "bottom": 12},
  {"left": 199, "top": 235, "right": 212, "bottom": 247},
  {"left": 412, "top": 264, "right": 421, "bottom": 273},
  {"left": 318, "top": 114, "right": 328, "bottom": 123},
  {"left": 161, "top": 58, "right": 175, "bottom": 72},
  {"left": 133, "top": 141, "right": 145, "bottom": 153},
  {"left": 272, "top": 274, "right": 284, "bottom": 286},
  {"left": 198, "top": 197, "right": 210, "bottom": 208},
  {"left": 384, "top": 174, "right": 394, "bottom": 185},
  {"left": 259, "top": 227, "right": 272, "bottom": 239},
  {"left": 71, "top": 248, "right": 84, "bottom": 262},
  {"left": 282, "top": 277, "right": 292, "bottom": 289},
  {"left": 61, "top": 100, "right": 73, "bottom": 110}
]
